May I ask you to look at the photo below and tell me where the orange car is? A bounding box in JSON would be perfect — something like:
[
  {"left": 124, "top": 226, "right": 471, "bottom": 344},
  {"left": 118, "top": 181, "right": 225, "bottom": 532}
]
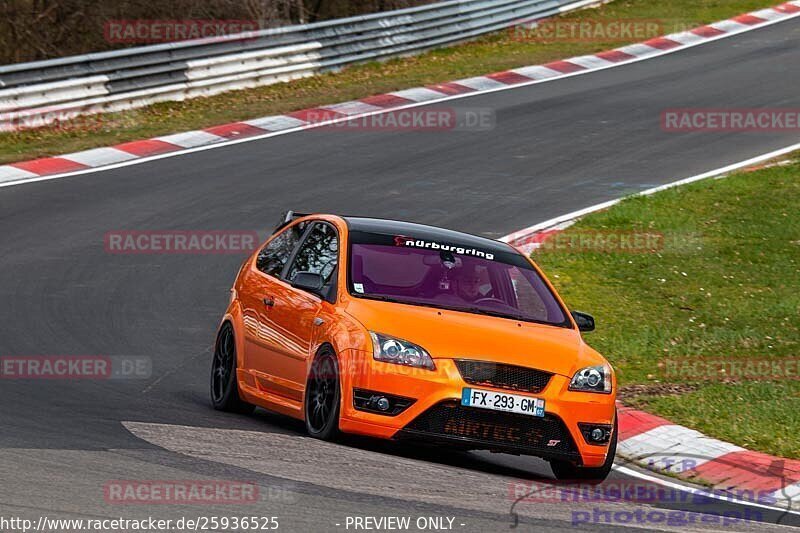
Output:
[{"left": 211, "top": 212, "right": 617, "bottom": 480}]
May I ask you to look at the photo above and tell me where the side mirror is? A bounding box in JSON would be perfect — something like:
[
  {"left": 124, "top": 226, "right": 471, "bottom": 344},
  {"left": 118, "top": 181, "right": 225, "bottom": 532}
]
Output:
[
  {"left": 291, "top": 271, "right": 324, "bottom": 296},
  {"left": 571, "top": 311, "right": 595, "bottom": 332}
]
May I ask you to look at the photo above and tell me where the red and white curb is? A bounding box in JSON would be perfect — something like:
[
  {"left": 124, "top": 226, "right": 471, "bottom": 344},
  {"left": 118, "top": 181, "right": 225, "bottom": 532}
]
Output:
[
  {"left": 2, "top": 1, "right": 800, "bottom": 188},
  {"left": 617, "top": 405, "right": 800, "bottom": 507}
]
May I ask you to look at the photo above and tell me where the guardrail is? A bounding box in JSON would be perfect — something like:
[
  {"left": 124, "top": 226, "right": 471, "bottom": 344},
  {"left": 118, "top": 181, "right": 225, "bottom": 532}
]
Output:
[{"left": 0, "top": 0, "right": 599, "bottom": 131}]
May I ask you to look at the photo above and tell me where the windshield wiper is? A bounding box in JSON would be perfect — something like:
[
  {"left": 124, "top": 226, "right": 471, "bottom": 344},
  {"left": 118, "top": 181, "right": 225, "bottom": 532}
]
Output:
[
  {"left": 462, "top": 307, "right": 528, "bottom": 322},
  {"left": 420, "top": 302, "right": 528, "bottom": 322},
  {"left": 361, "top": 293, "right": 403, "bottom": 304},
  {"left": 360, "top": 295, "right": 536, "bottom": 323}
]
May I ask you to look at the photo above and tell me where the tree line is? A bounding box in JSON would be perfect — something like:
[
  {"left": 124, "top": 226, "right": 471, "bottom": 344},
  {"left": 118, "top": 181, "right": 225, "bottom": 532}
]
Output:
[{"left": 1, "top": 0, "right": 433, "bottom": 65}]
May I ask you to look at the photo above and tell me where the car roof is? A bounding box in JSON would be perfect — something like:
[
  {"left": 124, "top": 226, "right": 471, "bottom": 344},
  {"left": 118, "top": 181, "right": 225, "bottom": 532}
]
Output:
[{"left": 341, "top": 216, "right": 518, "bottom": 255}]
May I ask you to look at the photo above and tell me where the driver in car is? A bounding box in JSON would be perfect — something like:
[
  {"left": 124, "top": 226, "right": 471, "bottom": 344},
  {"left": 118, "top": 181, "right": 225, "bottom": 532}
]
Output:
[{"left": 455, "top": 264, "right": 485, "bottom": 302}]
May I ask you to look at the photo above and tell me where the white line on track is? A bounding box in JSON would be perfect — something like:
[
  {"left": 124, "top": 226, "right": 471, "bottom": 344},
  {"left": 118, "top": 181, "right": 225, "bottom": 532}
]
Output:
[
  {"left": 501, "top": 140, "right": 800, "bottom": 243},
  {"left": 614, "top": 465, "right": 800, "bottom": 518}
]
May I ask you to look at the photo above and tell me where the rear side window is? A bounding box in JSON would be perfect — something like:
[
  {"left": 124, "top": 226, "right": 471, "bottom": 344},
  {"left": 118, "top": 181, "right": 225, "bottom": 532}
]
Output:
[
  {"left": 256, "top": 222, "right": 307, "bottom": 277},
  {"left": 287, "top": 222, "right": 338, "bottom": 284}
]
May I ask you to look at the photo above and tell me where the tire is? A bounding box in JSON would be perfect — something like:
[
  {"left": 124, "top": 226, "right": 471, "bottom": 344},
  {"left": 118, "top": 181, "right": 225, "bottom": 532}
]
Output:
[
  {"left": 304, "top": 348, "right": 341, "bottom": 441},
  {"left": 550, "top": 410, "right": 617, "bottom": 483},
  {"left": 210, "top": 322, "right": 255, "bottom": 414}
]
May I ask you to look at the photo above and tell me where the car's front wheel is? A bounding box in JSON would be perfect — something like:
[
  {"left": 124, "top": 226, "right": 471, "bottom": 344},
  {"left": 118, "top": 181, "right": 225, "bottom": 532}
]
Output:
[
  {"left": 304, "top": 347, "right": 341, "bottom": 441},
  {"left": 550, "top": 412, "right": 617, "bottom": 483},
  {"left": 210, "top": 322, "right": 255, "bottom": 414}
]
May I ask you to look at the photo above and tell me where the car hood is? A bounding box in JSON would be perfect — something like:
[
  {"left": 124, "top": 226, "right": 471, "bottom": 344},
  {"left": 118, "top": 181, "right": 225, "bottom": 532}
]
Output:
[{"left": 344, "top": 298, "right": 606, "bottom": 378}]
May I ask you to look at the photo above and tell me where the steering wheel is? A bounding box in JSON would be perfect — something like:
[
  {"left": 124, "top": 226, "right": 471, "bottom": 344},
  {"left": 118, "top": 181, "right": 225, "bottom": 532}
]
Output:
[{"left": 473, "top": 297, "right": 507, "bottom": 306}]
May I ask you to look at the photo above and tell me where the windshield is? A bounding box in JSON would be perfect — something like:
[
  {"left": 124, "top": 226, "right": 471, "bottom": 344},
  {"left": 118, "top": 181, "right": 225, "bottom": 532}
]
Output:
[{"left": 349, "top": 237, "right": 569, "bottom": 327}]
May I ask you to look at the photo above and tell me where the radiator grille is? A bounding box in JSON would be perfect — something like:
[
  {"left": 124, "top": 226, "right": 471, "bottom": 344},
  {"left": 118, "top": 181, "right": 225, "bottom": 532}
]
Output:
[{"left": 455, "top": 359, "right": 552, "bottom": 393}]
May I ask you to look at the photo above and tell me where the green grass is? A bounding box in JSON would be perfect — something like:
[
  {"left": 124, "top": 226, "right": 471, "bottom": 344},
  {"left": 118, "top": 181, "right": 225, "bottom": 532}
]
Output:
[
  {"left": 532, "top": 160, "right": 800, "bottom": 458},
  {"left": 1, "top": 0, "right": 779, "bottom": 164}
]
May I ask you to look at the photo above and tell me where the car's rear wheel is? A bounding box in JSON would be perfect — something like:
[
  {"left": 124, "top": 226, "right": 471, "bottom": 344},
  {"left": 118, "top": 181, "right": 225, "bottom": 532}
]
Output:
[
  {"left": 550, "top": 411, "right": 617, "bottom": 483},
  {"left": 210, "top": 322, "right": 255, "bottom": 414},
  {"left": 304, "top": 348, "right": 341, "bottom": 441}
]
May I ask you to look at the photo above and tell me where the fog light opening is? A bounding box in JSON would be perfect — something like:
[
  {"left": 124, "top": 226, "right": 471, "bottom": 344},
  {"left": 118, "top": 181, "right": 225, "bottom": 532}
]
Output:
[
  {"left": 578, "top": 423, "right": 612, "bottom": 445},
  {"left": 352, "top": 389, "right": 416, "bottom": 416}
]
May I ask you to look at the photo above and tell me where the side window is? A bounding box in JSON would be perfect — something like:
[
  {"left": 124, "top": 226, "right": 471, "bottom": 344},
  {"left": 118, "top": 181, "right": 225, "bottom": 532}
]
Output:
[
  {"left": 256, "top": 222, "right": 307, "bottom": 277},
  {"left": 509, "top": 269, "right": 549, "bottom": 322},
  {"left": 287, "top": 223, "right": 339, "bottom": 284}
]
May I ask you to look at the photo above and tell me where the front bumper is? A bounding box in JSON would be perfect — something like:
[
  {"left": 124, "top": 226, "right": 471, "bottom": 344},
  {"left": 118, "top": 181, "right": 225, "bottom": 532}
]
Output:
[
  {"left": 338, "top": 353, "right": 616, "bottom": 467},
  {"left": 396, "top": 400, "right": 582, "bottom": 464}
]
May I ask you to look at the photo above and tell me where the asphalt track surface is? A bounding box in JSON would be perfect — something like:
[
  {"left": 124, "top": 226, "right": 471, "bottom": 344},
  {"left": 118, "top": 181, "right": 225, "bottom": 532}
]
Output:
[{"left": 1, "top": 17, "right": 799, "bottom": 533}]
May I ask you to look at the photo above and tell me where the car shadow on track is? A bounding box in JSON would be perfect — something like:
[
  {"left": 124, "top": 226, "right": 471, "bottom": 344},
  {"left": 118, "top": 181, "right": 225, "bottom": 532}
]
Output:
[{"left": 244, "top": 404, "right": 557, "bottom": 481}]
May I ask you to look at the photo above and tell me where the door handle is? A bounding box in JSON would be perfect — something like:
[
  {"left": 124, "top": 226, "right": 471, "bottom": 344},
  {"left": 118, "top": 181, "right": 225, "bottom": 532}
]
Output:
[{"left": 262, "top": 297, "right": 275, "bottom": 307}]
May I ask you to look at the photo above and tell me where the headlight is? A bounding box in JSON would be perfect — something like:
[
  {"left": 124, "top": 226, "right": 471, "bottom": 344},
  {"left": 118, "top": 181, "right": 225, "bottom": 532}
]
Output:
[
  {"left": 369, "top": 332, "right": 435, "bottom": 370},
  {"left": 569, "top": 365, "right": 612, "bottom": 393}
]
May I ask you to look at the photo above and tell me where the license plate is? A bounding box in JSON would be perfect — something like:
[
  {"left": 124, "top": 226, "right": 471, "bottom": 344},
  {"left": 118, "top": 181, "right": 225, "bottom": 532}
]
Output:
[{"left": 461, "top": 388, "right": 545, "bottom": 417}]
